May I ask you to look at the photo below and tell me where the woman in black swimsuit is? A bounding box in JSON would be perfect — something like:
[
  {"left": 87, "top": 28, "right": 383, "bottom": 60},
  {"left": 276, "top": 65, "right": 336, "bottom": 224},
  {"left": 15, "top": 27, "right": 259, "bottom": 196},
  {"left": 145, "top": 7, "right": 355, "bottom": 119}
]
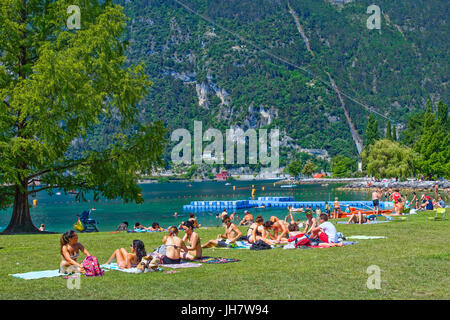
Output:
[{"left": 158, "top": 227, "right": 190, "bottom": 264}]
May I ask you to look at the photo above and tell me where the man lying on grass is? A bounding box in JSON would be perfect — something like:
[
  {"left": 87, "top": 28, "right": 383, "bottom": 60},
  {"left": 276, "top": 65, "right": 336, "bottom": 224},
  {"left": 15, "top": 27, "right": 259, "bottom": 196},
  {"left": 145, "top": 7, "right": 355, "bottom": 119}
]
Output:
[
  {"left": 202, "top": 216, "right": 242, "bottom": 248},
  {"left": 346, "top": 210, "right": 368, "bottom": 224}
]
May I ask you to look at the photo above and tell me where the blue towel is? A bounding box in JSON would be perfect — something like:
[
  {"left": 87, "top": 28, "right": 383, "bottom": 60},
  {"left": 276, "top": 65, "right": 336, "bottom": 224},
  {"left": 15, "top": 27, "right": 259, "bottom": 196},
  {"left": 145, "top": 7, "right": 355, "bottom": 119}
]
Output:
[
  {"left": 11, "top": 270, "right": 63, "bottom": 280},
  {"left": 101, "top": 263, "right": 162, "bottom": 273}
]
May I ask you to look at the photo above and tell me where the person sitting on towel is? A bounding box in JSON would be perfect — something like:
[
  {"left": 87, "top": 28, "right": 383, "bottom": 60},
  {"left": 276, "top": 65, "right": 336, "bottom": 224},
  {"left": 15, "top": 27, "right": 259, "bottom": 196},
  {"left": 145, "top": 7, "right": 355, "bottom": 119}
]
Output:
[
  {"left": 105, "top": 239, "right": 147, "bottom": 269},
  {"left": 202, "top": 216, "right": 242, "bottom": 248},
  {"left": 59, "top": 230, "right": 91, "bottom": 274},
  {"left": 263, "top": 218, "right": 289, "bottom": 243},
  {"left": 180, "top": 220, "right": 202, "bottom": 260},
  {"left": 309, "top": 214, "right": 343, "bottom": 247},
  {"left": 153, "top": 227, "right": 190, "bottom": 264},
  {"left": 302, "top": 211, "right": 318, "bottom": 235},
  {"left": 346, "top": 210, "right": 368, "bottom": 224},
  {"left": 247, "top": 215, "right": 270, "bottom": 244}
]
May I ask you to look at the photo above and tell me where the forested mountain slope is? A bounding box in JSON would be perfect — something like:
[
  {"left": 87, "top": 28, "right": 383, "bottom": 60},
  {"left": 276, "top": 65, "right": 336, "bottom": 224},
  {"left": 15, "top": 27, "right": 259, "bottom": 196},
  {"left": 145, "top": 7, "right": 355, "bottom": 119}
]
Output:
[{"left": 69, "top": 0, "right": 449, "bottom": 166}]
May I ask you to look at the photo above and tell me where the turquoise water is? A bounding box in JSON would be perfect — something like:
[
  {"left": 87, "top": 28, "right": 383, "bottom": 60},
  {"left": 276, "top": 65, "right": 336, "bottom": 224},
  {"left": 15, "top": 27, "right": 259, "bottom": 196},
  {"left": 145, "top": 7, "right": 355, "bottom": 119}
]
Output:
[{"left": 0, "top": 181, "right": 372, "bottom": 232}]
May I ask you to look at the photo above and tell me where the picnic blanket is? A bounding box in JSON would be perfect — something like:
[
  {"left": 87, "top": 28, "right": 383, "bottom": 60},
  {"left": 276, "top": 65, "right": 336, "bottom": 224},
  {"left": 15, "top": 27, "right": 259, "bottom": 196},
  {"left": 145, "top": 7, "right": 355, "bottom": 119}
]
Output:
[
  {"left": 10, "top": 270, "right": 63, "bottom": 280},
  {"left": 214, "top": 240, "right": 276, "bottom": 250},
  {"left": 194, "top": 256, "right": 240, "bottom": 264},
  {"left": 346, "top": 235, "right": 387, "bottom": 240},
  {"left": 283, "top": 241, "right": 358, "bottom": 249},
  {"left": 309, "top": 241, "right": 359, "bottom": 248},
  {"left": 100, "top": 263, "right": 162, "bottom": 273},
  {"left": 337, "top": 220, "right": 391, "bottom": 225}
]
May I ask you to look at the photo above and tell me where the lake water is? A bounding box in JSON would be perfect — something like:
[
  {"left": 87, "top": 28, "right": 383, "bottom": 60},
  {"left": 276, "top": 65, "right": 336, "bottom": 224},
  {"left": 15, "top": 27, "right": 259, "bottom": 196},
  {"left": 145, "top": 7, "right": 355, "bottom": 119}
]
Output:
[{"left": 0, "top": 181, "right": 373, "bottom": 232}]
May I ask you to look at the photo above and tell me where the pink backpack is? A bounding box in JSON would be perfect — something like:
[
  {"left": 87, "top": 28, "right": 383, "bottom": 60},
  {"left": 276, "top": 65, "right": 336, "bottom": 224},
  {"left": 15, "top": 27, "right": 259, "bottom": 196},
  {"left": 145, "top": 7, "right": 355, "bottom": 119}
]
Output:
[{"left": 82, "top": 256, "right": 105, "bottom": 277}]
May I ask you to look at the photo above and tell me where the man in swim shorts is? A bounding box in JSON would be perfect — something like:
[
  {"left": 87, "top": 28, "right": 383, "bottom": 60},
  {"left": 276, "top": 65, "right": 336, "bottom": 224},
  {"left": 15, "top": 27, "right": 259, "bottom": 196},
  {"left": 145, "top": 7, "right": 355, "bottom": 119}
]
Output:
[
  {"left": 202, "top": 216, "right": 242, "bottom": 248},
  {"left": 372, "top": 189, "right": 381, "bottom": 215}
]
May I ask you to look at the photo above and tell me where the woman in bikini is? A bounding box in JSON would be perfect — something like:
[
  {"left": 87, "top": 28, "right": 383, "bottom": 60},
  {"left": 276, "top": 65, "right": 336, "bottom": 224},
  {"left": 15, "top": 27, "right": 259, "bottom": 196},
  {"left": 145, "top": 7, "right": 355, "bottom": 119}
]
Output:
[
  {"left": 247, "top": 215, "right": 266, "bottom": 244},
  {"left": 332, "top": 197, "right": 341, "bottom": 219},
  {"left": 157, "top": 226, "right": 190, "bottom": 264},
  {"left": 105, "top": 239, "right": 146, "bottom": 269},
  {"left": 59, "top": 230, "right": 91, "bottom": 274},
  {"left": 181, "top": 220, "right": 202, "bottom": 260}
]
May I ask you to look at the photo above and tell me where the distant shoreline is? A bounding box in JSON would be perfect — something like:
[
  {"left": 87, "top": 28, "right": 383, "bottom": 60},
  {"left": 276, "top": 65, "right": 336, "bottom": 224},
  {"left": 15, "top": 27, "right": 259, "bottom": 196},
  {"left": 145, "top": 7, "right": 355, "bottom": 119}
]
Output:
[{"left": 338, "top": 180, "right": 449, "bottom": 192}]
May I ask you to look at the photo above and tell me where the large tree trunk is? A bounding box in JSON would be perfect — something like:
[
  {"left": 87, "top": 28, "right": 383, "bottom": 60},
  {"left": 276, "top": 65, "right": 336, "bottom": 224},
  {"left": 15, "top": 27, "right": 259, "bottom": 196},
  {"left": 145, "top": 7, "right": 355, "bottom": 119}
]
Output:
[{"left": 2, "top": 185, "right": 40, "bottom": 234}]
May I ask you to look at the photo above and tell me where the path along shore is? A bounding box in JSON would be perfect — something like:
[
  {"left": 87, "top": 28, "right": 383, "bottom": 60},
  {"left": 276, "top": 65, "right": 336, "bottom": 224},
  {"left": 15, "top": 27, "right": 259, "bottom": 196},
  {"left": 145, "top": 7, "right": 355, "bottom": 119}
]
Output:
[{"left": 338, "top": 180, "right": 450, "bottom": 192}]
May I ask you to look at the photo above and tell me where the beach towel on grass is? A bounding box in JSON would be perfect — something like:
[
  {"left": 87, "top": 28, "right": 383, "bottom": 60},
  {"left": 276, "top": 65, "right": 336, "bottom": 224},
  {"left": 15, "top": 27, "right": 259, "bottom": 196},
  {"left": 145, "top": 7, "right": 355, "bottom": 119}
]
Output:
[
  {"left": 100, "top": 263, "right": 162, "bottom": 273},
  {"left": 11, "top": 269, "right": 110, "bottom": 280},
  {"left": 127, "top": 229, "right": 164, "bottom": 233},
  {"left": 346, "top": 235, "right": 387, "bottom": 240},
  {"left": 337, "top": 221, "right": 391, "bottom": 225},
  {"left": 11, "top": 270, "right": 63, "bottom": 280},
  {"left": 159, "top": 262, "right": 202, "bottom": 268},
  {"left": 215, "top": 240, "right": 275, "bottom": 250},
  {"left": 283, "top": 241, "right": 358, "bottom": 249},
  {"left": 194, "top": 256, "right": 240, "bottom": 264},
  {"left": 309, "top": 241, "right": 358, "bottom": 248}
]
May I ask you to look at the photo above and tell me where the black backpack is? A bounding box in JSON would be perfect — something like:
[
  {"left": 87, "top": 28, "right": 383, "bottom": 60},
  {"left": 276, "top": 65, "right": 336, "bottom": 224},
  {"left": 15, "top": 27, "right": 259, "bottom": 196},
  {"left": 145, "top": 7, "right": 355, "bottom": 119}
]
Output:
[{"left": 250, "top": 240, "right": 272, "bottom": 250}]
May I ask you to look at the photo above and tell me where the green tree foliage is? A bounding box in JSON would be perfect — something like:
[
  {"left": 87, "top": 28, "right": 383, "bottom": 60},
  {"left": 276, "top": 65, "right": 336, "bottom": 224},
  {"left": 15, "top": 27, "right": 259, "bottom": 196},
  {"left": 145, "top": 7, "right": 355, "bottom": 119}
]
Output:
[
  {"left": 385, "top": 120, "right": 392, "bottom": 140},
  {"left": 285, "top": 160, "right": 303, "bottom": 177},
  {"left": 414, "top": 101, "right": 449, "bottom": 178},
  {"left": 365, "top": 114, "right": 380, "bottom": 148},
  {"left": 331, "top": 155, "right": 357, "bottom": 178},
  {"left": 401, "top": 111, "right": 425, "bottom": 147},
  {"left": 302, "top": 161, "right": 316, "bottom": 177},
  {"left": 364, "top": 139, "right": 420, "bottom": 179},
  {"left": 0, "top": 0, "right": 166, "bottom": 233}
]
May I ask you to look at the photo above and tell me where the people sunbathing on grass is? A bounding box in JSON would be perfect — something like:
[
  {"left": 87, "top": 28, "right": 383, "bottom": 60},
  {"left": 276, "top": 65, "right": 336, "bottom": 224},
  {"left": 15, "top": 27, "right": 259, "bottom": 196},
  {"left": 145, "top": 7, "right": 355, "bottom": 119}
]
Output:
[
  {"left": 202, "top": 216, "right": 242, "bottom": 248},
  {"left": 105, "top": 239, "right": 147, "bottom": 269},
  {"left": 308, "top": 214, "right": 343, "bottom": 247},
  {"left": 180, "top": 220, "right": 202, "bottom": 260},
  {"left": 346, "top": 210, "right": 368, "bottom": 224},
  {"left": 302, "top": 211, "right": 319, "bottom": 234},
  {"left": 263, "top": 217, "right": 289, "bottom": 243},
  {"left": 59, "top": 230, "right": 91, "bottom": 274},
  {"left": 134, "top": 222, "right": 147, "bottom": 230},
  {"left": 247, "top": 215, "right": 269, "bottom": 244},
  {"left": 116, "top": 221, "right": 129, "bottom": 231},
  {"left": 149, "top": 222, "right": 165, "bottom": 231},
  {"left": 153, "top": 226, "right": 190, "bottom": 264}
]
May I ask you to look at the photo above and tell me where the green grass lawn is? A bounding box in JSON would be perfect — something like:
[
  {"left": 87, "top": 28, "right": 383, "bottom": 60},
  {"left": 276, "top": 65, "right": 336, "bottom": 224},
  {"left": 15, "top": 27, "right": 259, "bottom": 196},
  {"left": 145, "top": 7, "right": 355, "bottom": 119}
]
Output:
[{"left": 0, "top": 211, "right": 449, "bottom": 300}]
